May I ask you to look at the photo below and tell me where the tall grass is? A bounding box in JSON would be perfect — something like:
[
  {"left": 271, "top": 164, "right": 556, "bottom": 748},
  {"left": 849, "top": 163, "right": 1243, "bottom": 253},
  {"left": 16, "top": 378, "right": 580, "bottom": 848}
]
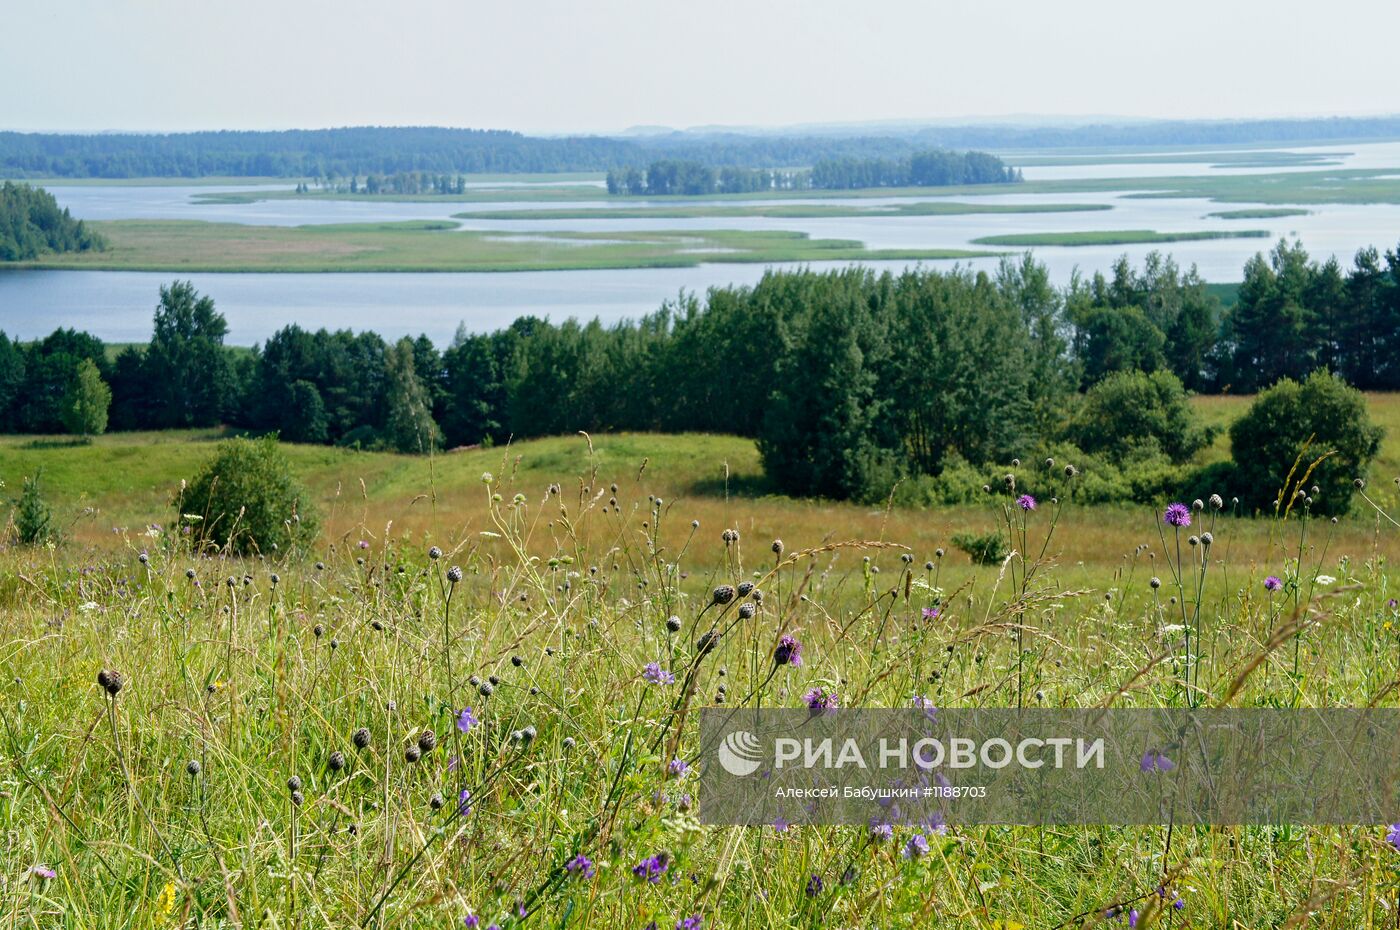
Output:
[{"left": 4, "top": 447, "right": 1400, "bottom": 927}]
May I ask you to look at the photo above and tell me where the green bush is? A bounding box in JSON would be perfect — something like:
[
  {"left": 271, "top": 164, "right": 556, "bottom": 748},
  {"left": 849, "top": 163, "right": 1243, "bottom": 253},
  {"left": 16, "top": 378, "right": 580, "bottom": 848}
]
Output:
[
  {"left": 13, "top": 472, "right": 55, "bottom": 546},
  {"left": 951, "top": 530, "right": 1008, "bottom": 565},
  {"left": 1229, "top": 369, "right": 1382, "bottom": 515},
  {"left": 1067, "top": 369, "right": 1212, "bottom": 465},
  {"left": 175, "top": 436, "right": 319, "bottom": 556}
]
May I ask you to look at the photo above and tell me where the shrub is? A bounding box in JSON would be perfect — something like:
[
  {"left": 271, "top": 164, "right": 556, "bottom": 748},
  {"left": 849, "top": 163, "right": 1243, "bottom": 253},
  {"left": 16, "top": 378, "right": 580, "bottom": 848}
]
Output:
[
  {"left": 13, "top": 472, "right": 55, "bottom": 545},
  {"left": 175, "top": 436, "right": 319, "bottom": 556},
  {"left": 1067, "top": 369, "right": 1211, "bottom": 465},
  {"left": 1229, "top": 369, "right": 1382, "bottom": 515},
  {"left": 951, "top": 530, "right": 1008, "bottom": 565}
]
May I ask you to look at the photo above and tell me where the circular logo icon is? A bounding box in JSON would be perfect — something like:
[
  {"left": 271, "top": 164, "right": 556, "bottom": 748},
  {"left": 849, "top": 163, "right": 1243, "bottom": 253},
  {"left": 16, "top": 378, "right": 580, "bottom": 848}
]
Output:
[{"left": 718, "top": 730, "right": 763, "bottom": 776}]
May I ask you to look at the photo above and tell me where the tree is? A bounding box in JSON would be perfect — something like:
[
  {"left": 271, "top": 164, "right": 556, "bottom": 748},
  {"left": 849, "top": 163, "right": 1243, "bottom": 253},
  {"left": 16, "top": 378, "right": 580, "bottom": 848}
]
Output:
[
  {"left": 144, "top": 281, "right": 234, "bottom": 427},
  {"left": 1070, "top": 304, "right": 1166, "bottom": 386},
  {"left": 1067, "top": 369, "right": 1209, "bottom": 464},
  {"left": 282, "top": 380, "right": 328, "bottom": 444},
  {"left": 0, "top": 332, "right": 25, "bottom": 432},
  {"left": 60, "top": 358, "right": 110, "bottom": 437},
  {"left": 1228, "top": 369, "right": 1382, "bottom": 515},
  {"left": 175, "top": 436, "right": 319, "bottom": 556},
  {"left": 1227, "top": 241, "right": 1318, "bottom": 392},
  {"left": 12, "top": 471, "right": 55, "bottom": 546},
  {"left": 382, "top": 338, "right": 442, "bottom": 453}
]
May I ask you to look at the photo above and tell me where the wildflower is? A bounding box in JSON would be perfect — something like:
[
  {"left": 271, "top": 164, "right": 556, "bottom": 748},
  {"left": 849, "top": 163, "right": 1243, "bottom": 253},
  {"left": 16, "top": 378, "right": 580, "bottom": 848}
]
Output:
[
  {"left": 1264, "top": 575, "right": 1282, "bottom": 591},
  {"left": 912, "top": 695, "right": 938, "bottom": 721},
  {"left": 1127, "top": 910, "right": 1140, "bottom": 927},
  {"left": 358, "top": 539, "right": 369, "bottom": 550},
  {"left": 631, "top": 853, "right": 669, "bottom": 883},
  {"left": 29, "top": 864, "right": 56, "bottom": 879},
  {"left": 1163, "top": 503, "right": 1192, "bottom": 527},
  {"left": 772, "top": 816, "right": 791, "bottom": 831},
  {"left": 1016, "top": 494, "right": 1036, "bottom": 511},
  {"left": 464, "top": 916, "right": 479, "bottom": 929},
  {"left": 921, "top": 606, "right": 940, "bottom": 620},
  {"left": 1316, "top": 574, "right": 1337, "bottom": 585},
  {"left": 565, "top": 853, "right": 595, "bottom": 879},
  {"left": 456, "top": 707, "right": 479, "bottom": 732},
  {"left": 805, "top": 873, "right": 824, "bottom": 897},
  {"left": 803, "top": 687, "right": 838, "bottom": 713},
  {"left": 457, "top": 788, "right": 472, "bottom": 815},
  {"left": 643, "top": 662, "right": 676, "bottom": 685},
  {"left": 869, "top": 821, "right": 893, "bottom": 842},
  {"left": 675, "top": 916, "right": 703, "bottom": 930},
  {"left": 157, "top": 880, "right": 176, "bottom": 916},
  {"left": 903, "top": 834, "right": 930, "bottom": 859},
  {"left": 447, "top": 565, "right": 463, "bottom": 583},
  {"left": 1140, "top": 749, "right": 1175, "bottom": 772},
  {"left": 1387, "top": 823, "right": 1400, "bottom": 851},
  {"left": 773, "top": 635, "right": 803, "bottom": 667},
  {"left": 668, "top": 759, "right": 688, "bottom": 776}
]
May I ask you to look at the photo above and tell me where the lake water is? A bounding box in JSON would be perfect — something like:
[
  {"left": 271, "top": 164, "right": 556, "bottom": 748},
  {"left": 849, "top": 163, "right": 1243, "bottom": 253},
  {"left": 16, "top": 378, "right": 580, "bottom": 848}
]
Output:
[{"left": 5, "top": 142, "right": 1400, "bottom": 344}]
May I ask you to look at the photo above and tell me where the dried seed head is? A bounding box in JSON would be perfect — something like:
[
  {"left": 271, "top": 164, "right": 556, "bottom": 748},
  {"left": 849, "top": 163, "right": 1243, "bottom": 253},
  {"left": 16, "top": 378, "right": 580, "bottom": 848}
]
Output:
[
  {"left": 404, "top": 744, "right": 421, "bottom": 764},
  {"left": 417, "top": 729, "right": 437, "bottom": 753},
  {"left": 103, "top": 670, "right": 123, "bottom": 695},
  {"left": 186, "top": 759, "right": 201, "bottom": 776},
  {"left": 738, "top": 602, "right": 756, "bottom": 619},
  {"left": 665, "top": 616, "right": 682, "bottom": 633},
  {"left": 1149, "top": 577, "right": 1161, "bottom": 589},
  {"left": 696, "top": 630, "right": 720, "bottom": 656},
  {"left": 447, "top": 566, "right": 463, "bottom": 583},
  {"left": 737, "top": 582, "right": 755, "bottom": 598},
  {"left": 290, "top": 789, "right": 304, "bottom": 807},
  {"left": 711, "top": 585, "right": 736, "bottom": 606},
  {"left": 430, "top": 793, "right": 444, "bottom": 810},
  {"left": 428, "top": 546, "right": 442, "bottom": 560},
  {"left": 1209, "top": 494, "right": 1224, "bottom": 510},
  {"left": 328, "top": 751, "right": 346, "bottom": 772},
  {"left": 352, "top": 727, "right": 371, "bottom": 750},
  {"left": 287, "top": 775, "right": 302, "bottom": 792},
  {"left": 478, "top": 681, "right": 495, "bottom": 697},
  {"left": 771, "top": 539, "right": 784, "bottom": 556}
]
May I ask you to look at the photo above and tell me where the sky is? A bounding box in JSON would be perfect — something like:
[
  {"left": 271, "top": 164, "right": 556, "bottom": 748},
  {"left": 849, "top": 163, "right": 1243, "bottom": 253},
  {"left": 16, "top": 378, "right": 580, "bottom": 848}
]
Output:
[{"left": 5, "top": 0, "right": 1399, "bottom": 134}]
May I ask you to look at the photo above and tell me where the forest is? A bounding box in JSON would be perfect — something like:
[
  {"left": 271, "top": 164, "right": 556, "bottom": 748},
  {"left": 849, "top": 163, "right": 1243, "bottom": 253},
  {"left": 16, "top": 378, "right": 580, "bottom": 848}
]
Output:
[
  {"left": 8, "top": 116, "right": 1400, "bottom": 179},
  {"left": 1, "top": 238, "right": 1393, "bottom": 511},
  {"left": 0, "top": 181, "right": 104, "bottom": 260},
  {"left": 604, "top": 150, "right": 1018, "bottom": 195}
]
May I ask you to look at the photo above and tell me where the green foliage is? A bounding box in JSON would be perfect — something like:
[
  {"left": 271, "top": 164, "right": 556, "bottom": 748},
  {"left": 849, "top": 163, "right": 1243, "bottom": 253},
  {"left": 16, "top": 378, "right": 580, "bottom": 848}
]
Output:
[
  {"left": 382, "top": 338, "right": 442, "bottom": 454},
  {"left": 143, "top": 281, "right": 234, "bottom": 428},
  {"left": 0, "top": 182, "right": 104, "bottom": 260},
  {"left": 1229, "top": 370, "right": 1383, "bottom": 514},
  {"left": 950, "top": 530, "right": 1008, "bottom": 565},
  {"left": 60, "top": 357, "right": 110, "bottom": 437},
  {"left": 1068, "top": 369, "right": 1211, "bottom": 465},
  {"left": 175, "top": 436, "right": 319, "bottom": 556},
  {"left": 282, "top": 381, "right": 328, "bottom": 444},
  {"left": 12, "top": 471, "right": 55, "bottom": 546}
]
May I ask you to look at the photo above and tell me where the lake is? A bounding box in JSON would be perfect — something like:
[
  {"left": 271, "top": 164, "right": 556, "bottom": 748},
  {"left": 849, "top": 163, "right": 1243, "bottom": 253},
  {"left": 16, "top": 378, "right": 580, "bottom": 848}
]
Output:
[{"left": 5, "top": 142, "right": 1400, "bottom": 344}]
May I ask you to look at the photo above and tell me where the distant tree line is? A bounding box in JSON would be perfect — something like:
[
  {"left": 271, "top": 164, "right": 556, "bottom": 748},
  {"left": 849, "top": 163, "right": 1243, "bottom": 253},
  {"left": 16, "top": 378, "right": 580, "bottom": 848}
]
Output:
[
  {"left": 809, "top": 150, "right": 1019, "bottom": 189},
  {"left": 606, "top": 150, "right": 1017, "bottom": 195},
  {"left": 0, "top": 182, "right": 104, "bottom": 260},
  {"left": 11, "top": 118, "right": 1400, "bottom": 180},
  {"left": 302, "top": 172, "right": 472, "bottom": 196},
  {"left": 1, "top": 238, "right": 1394, "bottom": 510}
]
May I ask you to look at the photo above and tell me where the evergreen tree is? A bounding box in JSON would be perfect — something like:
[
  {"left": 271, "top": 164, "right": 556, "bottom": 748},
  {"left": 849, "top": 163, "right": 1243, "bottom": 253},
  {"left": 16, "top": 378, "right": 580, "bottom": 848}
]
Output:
[{"left": 144, "top": 281, "right": 234, "bottom": 427}]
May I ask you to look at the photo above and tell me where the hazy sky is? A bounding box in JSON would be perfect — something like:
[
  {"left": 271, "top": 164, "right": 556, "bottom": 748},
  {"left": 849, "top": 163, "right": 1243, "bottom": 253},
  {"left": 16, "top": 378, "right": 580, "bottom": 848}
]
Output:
[{"left": 6, "top": 0, "right": 1398, "bottom": 134}]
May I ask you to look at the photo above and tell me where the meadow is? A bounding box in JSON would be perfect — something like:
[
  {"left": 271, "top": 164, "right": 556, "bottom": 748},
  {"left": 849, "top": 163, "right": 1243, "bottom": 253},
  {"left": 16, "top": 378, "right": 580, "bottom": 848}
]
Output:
[
  {"left": 6, "top": 398, "right": 1400, "bottom": 927},
  {"left": 14, "top": 221, "right": 996, "bottom": 274}
]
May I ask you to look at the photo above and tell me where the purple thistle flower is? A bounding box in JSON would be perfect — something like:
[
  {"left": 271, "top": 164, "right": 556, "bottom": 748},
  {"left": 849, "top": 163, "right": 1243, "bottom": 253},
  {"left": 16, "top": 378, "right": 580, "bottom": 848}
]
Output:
[
  {"left": 358, "top": 539, "right": 369, "bottom": 550},
  {"left": 1264, "top": 575, "right": 1283, "bottom": 592},
  {"left": 631, "top": 854, "right": 669, "bottom": 883},
  {"left": 565, "top": 853, "right": 595, "bottom": 879},
  {"left": 1163, "top": 503, "right": 1192, "bottom": 527},
  {"left": 921, "top": 606, "right": 940, "bottom": 620},
  {"left": 1017, "top": 494, "right": 1036, "bottom": 512},
  {"left": 803, "top": 687, "right": 837, "bottom": 713},
  {"left": 456, "top": 707, "right": 479, "bottom": 732},
  {"left": 30, "top": 864, "right": 56, "bottom": 879},
  {"left": 903, "top": 833, "right": 930, "bottom": 859},
  {"left": 1387, "top": 823, "right": 1400, "bottom": 851},
  {"left": 643, "top": 662, "right": 675, "bottom": 685},
  {"left": 773, "top": 635, "right": 803, "bottom": 667}
]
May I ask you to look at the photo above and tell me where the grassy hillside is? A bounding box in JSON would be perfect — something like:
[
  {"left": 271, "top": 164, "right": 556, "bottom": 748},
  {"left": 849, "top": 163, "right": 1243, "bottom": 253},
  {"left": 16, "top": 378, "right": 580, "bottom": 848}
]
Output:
[{"left": 4, "top": 391, "right": 1400, "bottom": 574}]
